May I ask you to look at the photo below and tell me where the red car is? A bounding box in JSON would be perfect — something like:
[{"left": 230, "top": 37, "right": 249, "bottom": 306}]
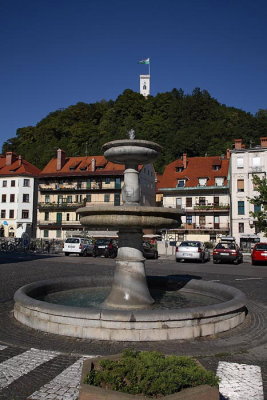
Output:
[{"left": 251, "top": 243, "right": 267, "bottom": 265}]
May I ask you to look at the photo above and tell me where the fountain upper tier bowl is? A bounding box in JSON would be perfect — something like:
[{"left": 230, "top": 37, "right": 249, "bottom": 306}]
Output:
[
  {"left": 78, "top": 205, "right": 182, "bottom": 229},
  {"left": 102, "top": 139, "right": 162, "bottom": 164}
]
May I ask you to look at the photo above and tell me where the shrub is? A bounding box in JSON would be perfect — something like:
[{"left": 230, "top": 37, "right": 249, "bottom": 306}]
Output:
[{"left": 84, "top": 349, "right": 219, "bottom": 397}]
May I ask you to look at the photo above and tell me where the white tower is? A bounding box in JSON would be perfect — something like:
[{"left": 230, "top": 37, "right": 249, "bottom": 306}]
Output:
[{"left": 140, "top": 75, "right": 150, "bottom": 97}]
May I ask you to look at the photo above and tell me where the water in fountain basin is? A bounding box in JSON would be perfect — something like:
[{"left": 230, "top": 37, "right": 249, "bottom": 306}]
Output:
[{"left": 38, "top": 287, "right": 219, "bottom": 309}]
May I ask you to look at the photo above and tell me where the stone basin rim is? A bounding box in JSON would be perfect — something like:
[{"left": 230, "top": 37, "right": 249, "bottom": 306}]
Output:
[
  {"left": 14, "top": 276, "right": 247, "bottom": 321},
  {"left": 102, "top": 139, "right": 163, "bottom": 152}
]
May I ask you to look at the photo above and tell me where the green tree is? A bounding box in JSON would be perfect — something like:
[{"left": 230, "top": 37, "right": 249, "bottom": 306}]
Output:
[{"left": 249, "top": 175, "right": 267, "bottom": 236}]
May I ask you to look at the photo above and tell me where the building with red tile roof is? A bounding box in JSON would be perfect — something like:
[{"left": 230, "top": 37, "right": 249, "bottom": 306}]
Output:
[
  {"left": 157, "top": 153, "right": 230, "bottom": 246},
  {"left": 0, "top": 152, "right": 40, "bottom": 238},
  {"left": 37, "top": 149, "right": 156, "bottom": 240}
]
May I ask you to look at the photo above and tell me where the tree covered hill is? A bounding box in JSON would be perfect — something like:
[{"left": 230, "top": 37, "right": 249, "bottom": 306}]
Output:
[{"left": 3, "top": 88, "right": 267, "bottom": 172}]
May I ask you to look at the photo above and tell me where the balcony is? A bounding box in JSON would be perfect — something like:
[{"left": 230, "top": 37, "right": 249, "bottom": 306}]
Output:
[
  {"left": 192, "top": 203, "right": 230, "bottom": 212},
  {"left": 38, "top": 202, "right": 85, "bottom": 210},
  {"left": 179, "top": 223, "right": 230, "bottom": 231},
  {"left": 248, "top": 166, "right": 264, "bottom": 173},
  {"left": 37, "top": 220, "right": 82, "bottom": 229}
]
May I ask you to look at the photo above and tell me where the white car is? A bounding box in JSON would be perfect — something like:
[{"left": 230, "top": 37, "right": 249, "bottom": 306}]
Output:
[
  {"left": 176, "top": 241, "right": 210, "bottom": 263},
  {"left": 63, "top": 237, "right": 94, "bottom": 257}
]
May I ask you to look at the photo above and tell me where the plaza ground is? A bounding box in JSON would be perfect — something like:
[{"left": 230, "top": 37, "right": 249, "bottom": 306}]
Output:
[{"left": 0, "top": 252, "right": 266, "bottom": 399}]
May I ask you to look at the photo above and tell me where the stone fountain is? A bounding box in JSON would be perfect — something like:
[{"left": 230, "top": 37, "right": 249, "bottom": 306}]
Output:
[{"left": 14, "top": 132, "right": 247, "bottom": 341}]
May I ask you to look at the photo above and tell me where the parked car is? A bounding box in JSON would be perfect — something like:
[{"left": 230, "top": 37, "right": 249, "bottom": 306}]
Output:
[
  {"left": 213, "top": 240, "right": 243, "bottom": 264},
  {"left": 63, "top": 237, "right": 94, "bottom": 257},
  {"left": 251, "top": 242, "right": 267, "bottom": 265},
  {"left": 143, "top": 242, "right": 158, "bottom": 259},
  {"left": 175, "top": 241, "right": 210, "bottom": 263},
  {"left": 93, "top": 239, "right": 118, "bottom": 257}
]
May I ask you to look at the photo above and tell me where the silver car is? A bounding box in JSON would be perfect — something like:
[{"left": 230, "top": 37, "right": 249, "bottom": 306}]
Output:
[{"left": 176, "top": 241, "right": 210, "bottom": 263}]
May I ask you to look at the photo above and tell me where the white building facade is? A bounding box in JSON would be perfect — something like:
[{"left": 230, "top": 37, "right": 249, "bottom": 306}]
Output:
[
  {"left": 230, "top": 137, "right": 267, "bottom": 250},
  {"left": 0, "top": 153, "right": 40, "bottom": 238}
]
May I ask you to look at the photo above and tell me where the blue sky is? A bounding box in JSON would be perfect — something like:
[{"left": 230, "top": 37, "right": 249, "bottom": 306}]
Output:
[{"left": 0, "top": 0, "right": 267, "bottom": 150}]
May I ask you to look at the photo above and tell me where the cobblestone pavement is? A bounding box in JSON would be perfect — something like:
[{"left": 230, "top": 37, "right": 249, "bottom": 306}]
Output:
[{"left": 0, "top": 253, "right": 266, "bottom": 399}]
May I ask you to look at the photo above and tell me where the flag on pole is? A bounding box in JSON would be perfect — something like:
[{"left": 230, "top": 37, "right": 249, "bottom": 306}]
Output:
[{"left": 138, "top": 58, "right": 150, "bottom": 64}]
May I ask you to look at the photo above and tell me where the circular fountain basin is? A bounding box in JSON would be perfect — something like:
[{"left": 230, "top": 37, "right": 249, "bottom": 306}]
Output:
[
  {"left": 102, "top": 139, "right": 162, "bottom": 164},
  {"left": 14, "top": 276, "right": 247, "bottom": 341},
  {"left": 78, "top": 205, "right": 182, "bottom": 229}
]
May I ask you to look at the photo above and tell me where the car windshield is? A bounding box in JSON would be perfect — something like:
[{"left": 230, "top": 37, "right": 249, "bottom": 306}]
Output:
[
  {"left": 255, "top": 243, "right": 267, "bottom": 250},
  {"left": 95, "top": 239, "right": 110, "bottom": 245},
  {"left": 180, "top": 241, "right": 200, "bottom": 247},
  {"left": 65, "top": 238, "right": 79, "bottom": 243},
  {"left": 216, "top": 243, "right": 236, "bottom": 249}
]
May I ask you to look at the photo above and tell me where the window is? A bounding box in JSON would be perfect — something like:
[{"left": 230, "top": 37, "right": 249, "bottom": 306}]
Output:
[
  {"left": 67, "top": 195, "right": 72, "bottom": 203},
  {"left": 186, "top": 197, "right": 192, "bottom": 207},
  {"left": 23, "top": 179, "right": 30, "bottom": 187},
  {"left": 21, "top": 210, "right": 29, "bottom": 219},
  {"left": 2, "top": 194, "right": 6, "bottom": 203},
  {"left": 237, "top": 179, "right": 244, "bottom": 192},
  {"left": 86, "top": 194, "right": 91, "bottom": 202},
  {"left": 105, "top": 177, "right": 111, "bottom": 184},
  {"left": 238, "top": 201, "right": 245, "bottom": 215},
  {"left": 58, "top": 195, "right": 63, "bottom": 204},
  {"left": 104, "top": 194, "right": 110, "bottom": 203},
  {"left": 254, "top": 204, "right": 261, "bottom": 213},
  {"left": 199, "top": 197, "right": 206, "bottom": 206},
  {"left": 2, "top": 180, "right": 7, "bottom": 187},
  {"left": 214, "top": 197, "right": 219, "bottom": 206},
  {"left": 44, "top": 230, "right": 49, "bottom": 238},
  {"left": 212, "top": 165, "right": 221, "bottom": 170},
  {"left": 66, "top": 213, "right": 70, "bottom": 221},
  {"left": 215, "top": 177, "right": 224, "bottom": 186},
  {"left": 10, "top": 194, "right": 15, "bottom": 202},
  {"left": 252, "top": 156, "right": 260, "bottom": 167},
  {"left": 1, "top": 210, "right": 6, "bottom": 218},
  {"left": 186, "top": 215, "right": 192, "bottom": 224},
  {"left": 237, "top": 158, "right": 244, "bottom": 168},
  {"left": 199, "top": 215, "right": 206, "bottom": 227},
  {"left": 239, "top": 223, "right": 244, "bottom": 233},
  {"left": 45, "top": 195, "right": 50, "bottom": 203},
  {"left": 23, "top": 194, "right": 29, "bottom": 202},
  {"left": 9, "top": 210, "right": 14, "bottom": 218},
  {"left": 176, "top": 198, "right": 182, "bottom": 209},
  {"left": 56, "top": 230, "right": 61, "bottom": 238},
  {"left": 176, "top": 167, "right": 184, "bottom": 172},
  {"left": 177, "top": 180, "right": 185, "bottom": 187},
  {"left": 76, "top": 213, "right": 80, "bottom": 221},
  {"left": 11, "top": 180, "right": 15, "bottom": 187},
  {"left": 44, "top": 212, "right": 49, "bottom": 221},
  {"left": 198, "top": 178, "right": 207, "bottom": 186}
]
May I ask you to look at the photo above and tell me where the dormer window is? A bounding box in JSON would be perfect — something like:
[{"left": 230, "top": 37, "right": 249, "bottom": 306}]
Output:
[
  {"left": 215, "top": 177, "right": 224, "bottom": 186},
  {"left": 198, "top": 178, "right": 207, "bottom": 186},
  {"left": 176, "top": 167, "right": 184, "bottom": 172},
  {"left": 212, "top": 165, "right": 221, "bottom": 170},
  {"left": 177, "top": 179, "right": 185, "bottom": 187}
]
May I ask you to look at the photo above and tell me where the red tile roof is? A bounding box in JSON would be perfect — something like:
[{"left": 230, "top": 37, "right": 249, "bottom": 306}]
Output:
[
  {"left": 40, "top": 155, "right": 125, "bottom": 177},
  {"left": 0, "top": 154, "right": 40, "bottom": 176},
  {"left": 157, "top": 155, "right": 229, "bottom": 190}
]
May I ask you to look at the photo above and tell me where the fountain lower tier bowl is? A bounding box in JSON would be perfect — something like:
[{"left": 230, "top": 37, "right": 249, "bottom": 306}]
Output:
[
  {"left": 78, "top": 205, "right": 182, "bottom": 229},
  {"left": 14, "top": 276, "right": 247, "bottom": 342}
]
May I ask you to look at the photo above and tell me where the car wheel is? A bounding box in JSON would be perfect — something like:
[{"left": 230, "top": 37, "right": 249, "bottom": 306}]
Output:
[
  {"left": 213, "top": 259, "right": 218, "bottom": 264},
  {"left": 154, "top": 251, "right": 158, "bottom": 259},
  {"left": 252, "top": 260, "right": 257, "bottom": 265},
  {"left": 176, "top": 258, "right": 180, "bottom": 262},
  {"left": 65, "top": 252, "right": 70, "bottom": 256}
]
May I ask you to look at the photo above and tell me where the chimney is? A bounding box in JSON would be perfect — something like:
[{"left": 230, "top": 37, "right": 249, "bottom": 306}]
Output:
[
  {"left": 260, "top": 137, "right": 267, "bottom": 148},
  {"left": 91, "top": 158, "right": 96, "bottom": 172},
  {"left": 5, "top": 152, "right": 16, "bottom": 166},
  {"left": 56, "top": 149, "right": 66, "bottom": 171},
  {"left": 234, "top": 139, "right": 242, "bottom": 150},
  {"left": 182, "top": 153, "right": 187, "bottom": 169},
  {"left": 226, "top": 149, "right": 231, "bottom": 159},
  {"left": 18, "top": 155, "right": 22, "bottom": 166}
]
